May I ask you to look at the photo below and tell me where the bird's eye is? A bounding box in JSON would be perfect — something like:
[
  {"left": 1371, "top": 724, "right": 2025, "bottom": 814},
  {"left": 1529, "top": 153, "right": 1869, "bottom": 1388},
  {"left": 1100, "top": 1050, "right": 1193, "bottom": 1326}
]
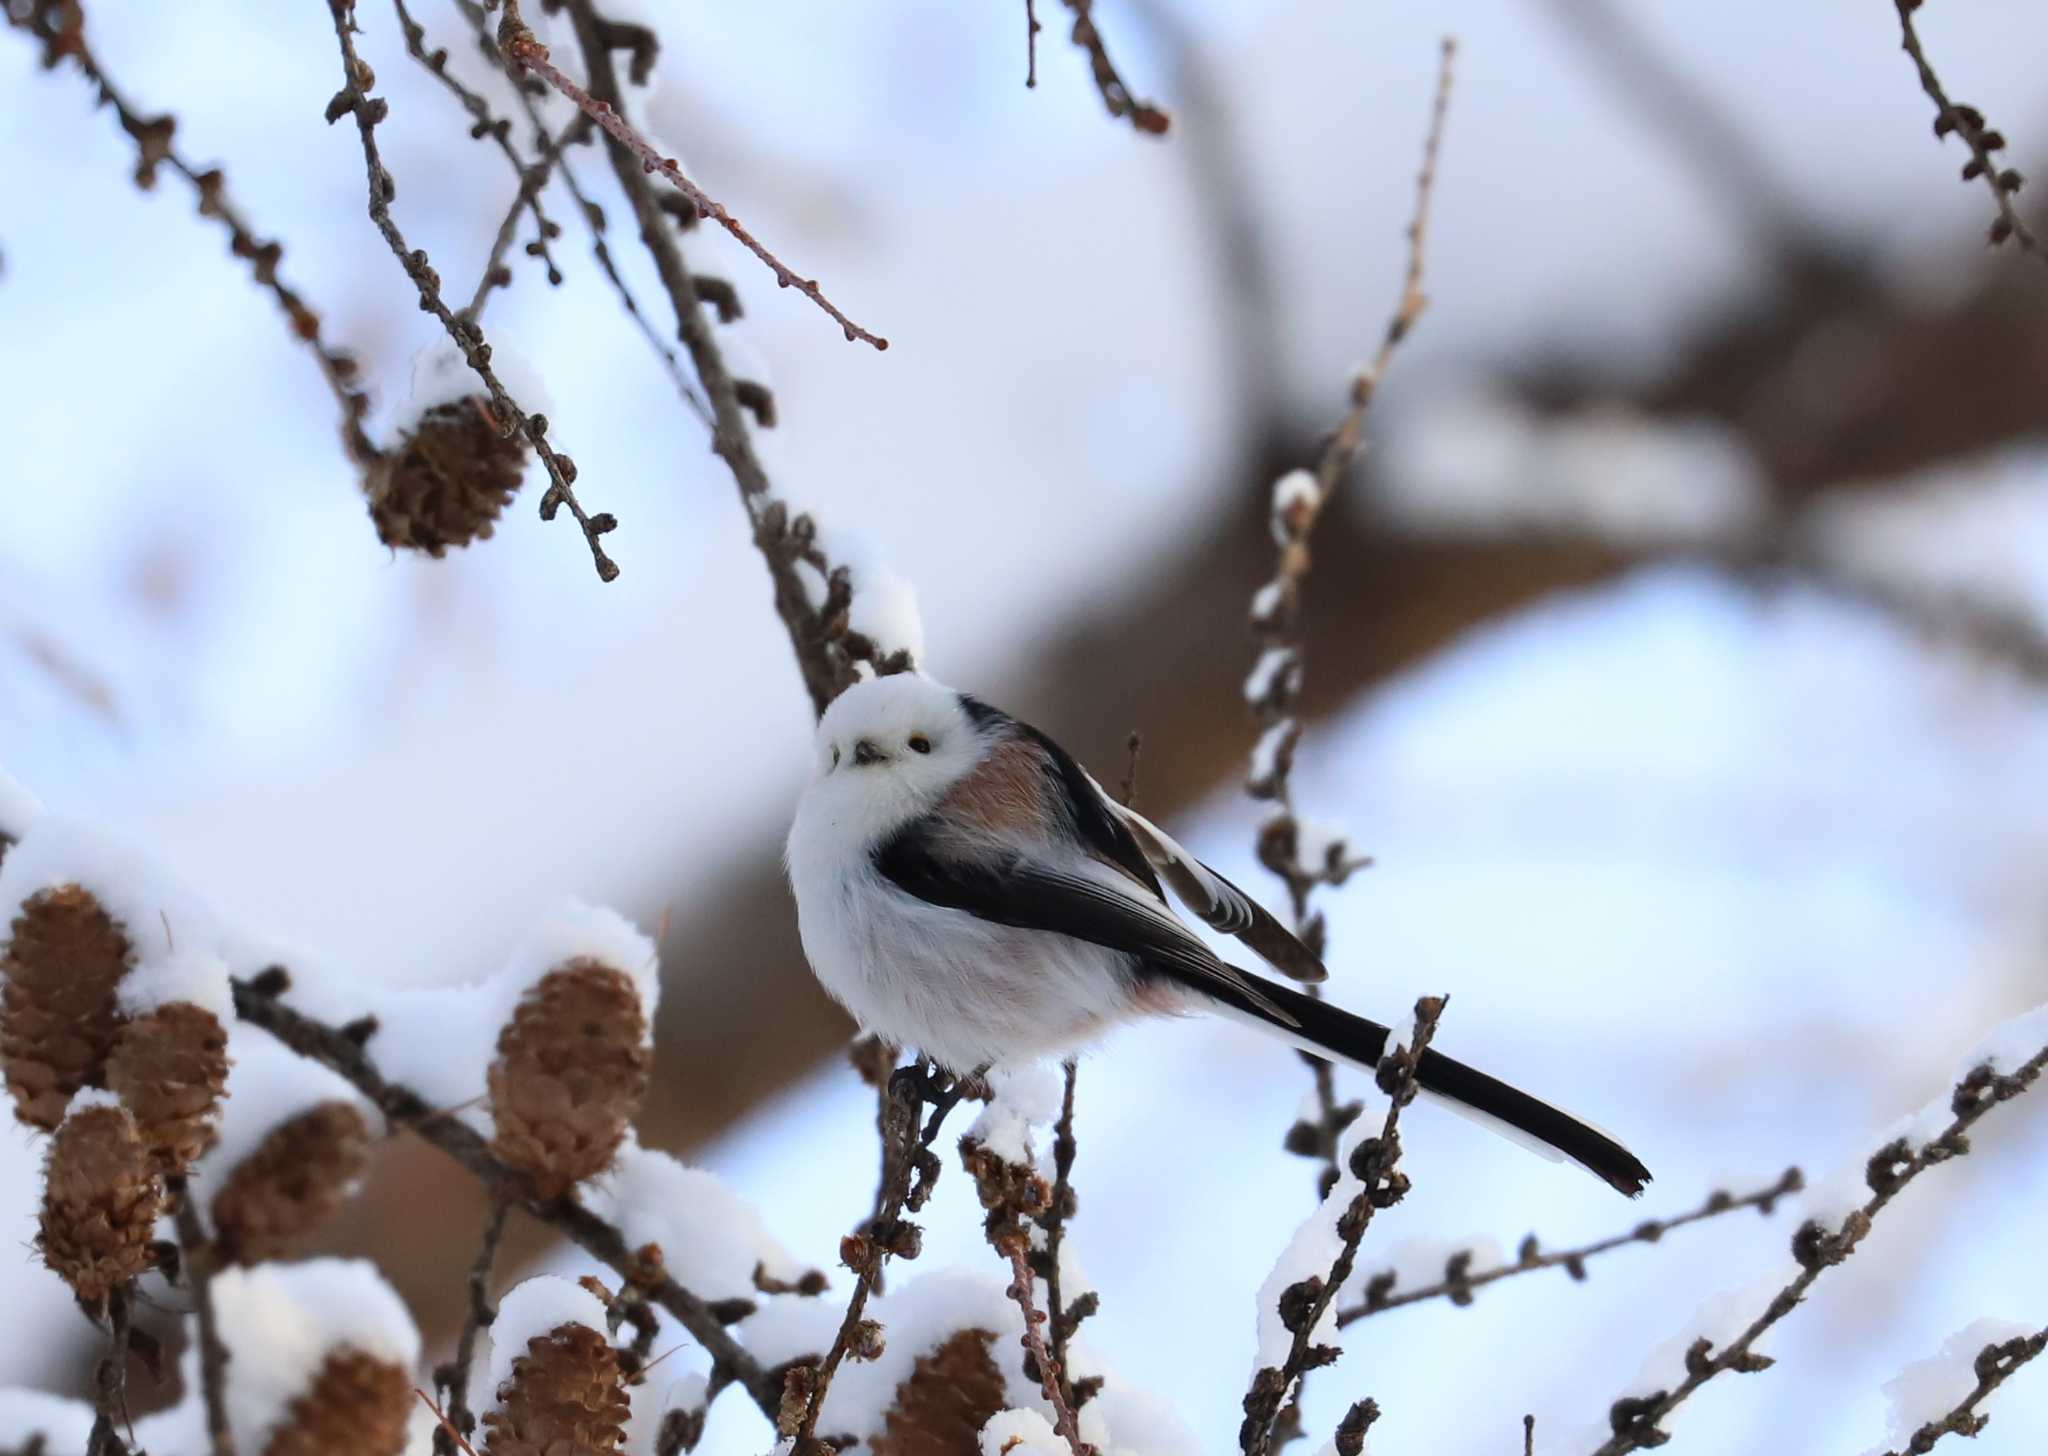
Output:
[
  {"left": 830, "top": 746, "right": 841, "bottom": 768},
  {"left": 908, "top": 734, "right": 932, "bottom": 755}
]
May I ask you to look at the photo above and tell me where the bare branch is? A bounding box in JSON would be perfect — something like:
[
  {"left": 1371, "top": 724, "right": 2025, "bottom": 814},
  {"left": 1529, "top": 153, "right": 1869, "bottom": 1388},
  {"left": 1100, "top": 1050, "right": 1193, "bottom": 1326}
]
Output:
[
  {"left": 172, "top": 1192, "right": 237, "bottom": 1456},
  {"left": 6, "top": 0, "right": 375, "bottom": 463},
  {"left": 1250, "top": 35, "right": 1454, "bottom": 1196},
  {"left": 320, "top": 0, "right": 621, "bottom": 581},
  {"left": 1592, "top": 1046, "right": 2048, "bottom": 1454},
  {"left": 1241, "top": 997, "right": 1445, "bottom": 1456},
  {"left": 1881, "top": 1326, "right": 2048, "bottom": 1456},
  {"left": 497, "top": 20, "right": 888, "bottom": 350},
  {"left": 1336, "top": 1168, "right": 1803, "bottom": 1325},
  {"left": 432, "top": 1201, "right": 509, "bottom": 1456},
  {"left": 1057, "top": 0, "right": 1169, "bottom": 134},
  {"left": 1890, "top": 0, "right": 2043, "bottom": 264}
]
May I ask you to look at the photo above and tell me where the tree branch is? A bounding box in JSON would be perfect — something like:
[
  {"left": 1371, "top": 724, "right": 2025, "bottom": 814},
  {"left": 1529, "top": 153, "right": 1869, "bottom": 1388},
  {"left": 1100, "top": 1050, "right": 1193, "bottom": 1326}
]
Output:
[
  {"left": 497, "top": 18, "right": 887, "bottom": 349},
  {"left": 1335, "top": 1167, "right": 1803, "bottom": 1325},
  {"left": 320, "top": 0, "right": 621, "bottom": 581},
  {"left": 1890, "top": 0, "right": 2043, "bottom": 264},
  {"left": 228, "top": 968, "right": 784, "bottom": 1418},
  {"left": 1593, "top": 1045, "right": 2048, "bottom": 1454},
  {"left": 6, "top": 0, "right": 375, "bottom": 464}
]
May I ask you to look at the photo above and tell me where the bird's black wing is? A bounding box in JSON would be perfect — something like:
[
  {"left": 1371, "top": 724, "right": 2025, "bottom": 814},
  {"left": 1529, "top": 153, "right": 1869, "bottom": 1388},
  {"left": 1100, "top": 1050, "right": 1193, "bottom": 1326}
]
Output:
[
  {"left": 963, "top": 694, "right": 1325, "bottom": 984},
  {"left": 873, "top": 814, "right": 1296, "bottom": 1026}
]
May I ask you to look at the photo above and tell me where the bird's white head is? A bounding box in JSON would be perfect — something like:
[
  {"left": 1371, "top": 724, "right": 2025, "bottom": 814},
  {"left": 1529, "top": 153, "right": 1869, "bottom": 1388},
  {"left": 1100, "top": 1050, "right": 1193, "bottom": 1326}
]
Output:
[{"left": 800, "top": 673, "right": 988, "bottom": 844}]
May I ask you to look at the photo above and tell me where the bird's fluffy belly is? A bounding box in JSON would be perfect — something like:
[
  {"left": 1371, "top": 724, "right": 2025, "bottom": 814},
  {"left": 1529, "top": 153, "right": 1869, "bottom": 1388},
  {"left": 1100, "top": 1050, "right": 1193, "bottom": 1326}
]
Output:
[{"left": 802, "top": 867, "right": 1139, "bottom": 1070}]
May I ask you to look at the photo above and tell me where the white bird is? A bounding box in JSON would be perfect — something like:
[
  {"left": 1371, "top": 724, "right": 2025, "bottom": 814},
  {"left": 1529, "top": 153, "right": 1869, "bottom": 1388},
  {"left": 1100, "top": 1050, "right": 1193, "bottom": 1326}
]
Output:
[{"left": 786, "top": 673, "right": 1650, "bottom": 1196}]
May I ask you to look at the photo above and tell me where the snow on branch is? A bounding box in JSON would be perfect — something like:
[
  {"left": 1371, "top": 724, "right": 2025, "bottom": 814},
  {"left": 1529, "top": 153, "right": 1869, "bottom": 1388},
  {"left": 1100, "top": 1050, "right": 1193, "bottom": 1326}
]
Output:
[
  {"left": 1875, "top": 1319, "right": 2047, "bottom": 1456},
  {"left": 1588, "top": 1010, "right": 2048, "bottom": 1454}
]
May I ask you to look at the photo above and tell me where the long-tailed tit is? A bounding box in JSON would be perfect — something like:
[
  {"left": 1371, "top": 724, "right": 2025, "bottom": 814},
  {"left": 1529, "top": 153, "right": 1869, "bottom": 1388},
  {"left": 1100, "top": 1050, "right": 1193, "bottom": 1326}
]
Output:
[{"left": 786, "top": 674, "right": 1650, "bottom": 1195}]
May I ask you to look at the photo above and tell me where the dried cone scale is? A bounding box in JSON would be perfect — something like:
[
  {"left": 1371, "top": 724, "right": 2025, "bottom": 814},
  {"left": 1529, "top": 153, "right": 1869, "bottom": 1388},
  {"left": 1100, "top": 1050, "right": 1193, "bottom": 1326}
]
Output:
[
  {"left": 38, "top": 1099, "right": 164, "bottom": 1306},
  {"left": 870, "top": 1329, "right": 1008, "bottom": 1456},
  {"left": 481, "top": 1323, "right": 630, "bottom": 1456},
  {"left": 211, "top": 1100, "right": 372, "bottom": 1264},
  {"left": 489, "top": 958, "right": 650, "bottom": 1198},
  {"left": 366, "top": 397, "right": 526, "bottom": 556},
  {"left": 105, "top": 1001, "right": 231, "bottom": 1177},
  {"left": 262, "top": 1347, "right": 413, "bottom": 1456},
  {"left": 2, "top": 884, "right": 135, "bottom": 1129}
]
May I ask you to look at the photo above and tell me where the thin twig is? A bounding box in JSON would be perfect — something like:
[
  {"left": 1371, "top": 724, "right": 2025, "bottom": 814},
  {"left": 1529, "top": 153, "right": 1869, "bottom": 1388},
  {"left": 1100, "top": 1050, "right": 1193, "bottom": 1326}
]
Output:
[
  {"left": 1335, "top": 1167, "right": 1803, "bottom": 1326},
  {"left": 320, "top": 0, "right": 622, "bottom": 581},
  {"left": 84, "top": 1284, "right": 133, "bottom": 1456},
  {"left": 229, "top": 969, "right": 784, "bottom": 1418},
  {"left": 545, "top": 0, "right": 897, "bottom": 715},
  {"left": 1056, "top": 0, "right": 1169, "bottom": 134},
  {"left": 793, "top": 1062, "right": 964, "bottom": 1445},
  {"left": 1024, "top": 0, "right": 1042, "bottom": 88},
  {"left": 1007, "top": 1244, "right": 1090, "bottom": 1455},
  {"left": 454, "top": 2, "right": 711, "bottom": 425},
  {"left": 1890, "top": 0, "right": 2043, "bottom": 264},
  {"left": 1240, "top": 997, "right": 1446, "bottom": 1456},
  {"left": 1881, "top": 1326, "right": 2048, "bottom": 1456},
  {"left": 389, "top": 0, "right": 564, "bottom": 318},
  {"left": 1250, "top": 36, "right": 1454, "bottom": 1198},
  {"left": 1034, "top": 1058, "right": 1092, "bottom": 1412},
  {"left": 6, "top": 0, "right": 375, "bottom": 463},
  {"left": 173, "top": 1193, "right": 236, "bottom": 1456},
  {"left": 434, "top": 1200, "right": 510, "bottom": 1455},
  {"left": 1591, "top": 1046, "right": 2048, "bottom": 1454},
  {"left": 497, "top": 20, "right": 888, "bottom": 349}
]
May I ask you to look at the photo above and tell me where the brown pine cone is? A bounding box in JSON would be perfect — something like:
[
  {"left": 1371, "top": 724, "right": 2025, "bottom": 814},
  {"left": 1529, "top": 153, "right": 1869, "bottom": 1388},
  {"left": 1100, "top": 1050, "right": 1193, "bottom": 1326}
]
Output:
[
  {"left": 105, "top": 1001, "right": 231, "bottom": 1177},
  {"left": 211, "top": 1100, "right": 371, "bottom": 1264},
  {"left": 262, "top": 1348, "right": 413, "bottom": 1456},
  {"left": 481, "top": 1323, "right": 630, "bottom": 1456},
  {"left": 38, "top": 1098, "right": 163, "bottom": 1307},
  {"left": 366, "top": 398, "right": 526, "bottom": 556},
  {"left": 870, "top": 1328, "right": 1008, "bottom": 1456},
  {"left": 3, "top": 884, "right": 135, "bottom": 1129},
  {"left": 488, "top": 959, "right": 649, "bottom": 1199}
]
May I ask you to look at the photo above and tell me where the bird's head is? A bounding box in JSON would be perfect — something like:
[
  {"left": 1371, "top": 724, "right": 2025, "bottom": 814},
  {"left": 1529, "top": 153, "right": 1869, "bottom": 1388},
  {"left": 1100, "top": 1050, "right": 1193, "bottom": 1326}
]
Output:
[{"left": 807, "top": 673, "right": 988, "bottom": 828}]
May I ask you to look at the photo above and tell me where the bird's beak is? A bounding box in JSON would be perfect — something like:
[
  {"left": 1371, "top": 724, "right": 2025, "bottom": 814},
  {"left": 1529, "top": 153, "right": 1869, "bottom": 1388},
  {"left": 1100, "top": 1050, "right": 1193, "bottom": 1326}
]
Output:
[{"left": 852, "top": 738, "right": 885, "bottom": 766}]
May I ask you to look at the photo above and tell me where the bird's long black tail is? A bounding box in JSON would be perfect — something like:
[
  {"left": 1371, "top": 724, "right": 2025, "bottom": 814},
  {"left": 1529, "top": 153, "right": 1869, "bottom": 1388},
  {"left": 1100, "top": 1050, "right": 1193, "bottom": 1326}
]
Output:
[{"left": 1200, "top": 971, "right": 1651, "bottom": 1197}]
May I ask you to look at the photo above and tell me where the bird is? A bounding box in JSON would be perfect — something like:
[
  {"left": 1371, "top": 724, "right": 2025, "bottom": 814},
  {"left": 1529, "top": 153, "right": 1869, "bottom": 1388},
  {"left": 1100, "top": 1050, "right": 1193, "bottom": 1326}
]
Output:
[{"left": 785, "top": 673, "right": 1650, "bottom": 1196}]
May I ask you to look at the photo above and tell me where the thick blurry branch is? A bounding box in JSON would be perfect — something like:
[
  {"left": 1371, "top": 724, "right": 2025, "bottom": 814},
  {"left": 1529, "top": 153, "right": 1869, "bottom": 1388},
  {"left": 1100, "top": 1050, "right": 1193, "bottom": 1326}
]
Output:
[
  {"left": 1336, "top": 1167, "right": 1803, "bottom": 1326},
  {"left": 1593, "top": 1049, "right": 2048, "bottom": 1454},
  {"left": 5, "top": 0, "right": 376, "bottom": 464},
  {"left": 1890, "top": 0, "right": 2043, "bottom": 263},
  {"left": 227, "top": 967, "right": 786, "bottom": 1419},
  {"left": 1535, "top": 0, "right": 1833, "bottom": 275}
]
